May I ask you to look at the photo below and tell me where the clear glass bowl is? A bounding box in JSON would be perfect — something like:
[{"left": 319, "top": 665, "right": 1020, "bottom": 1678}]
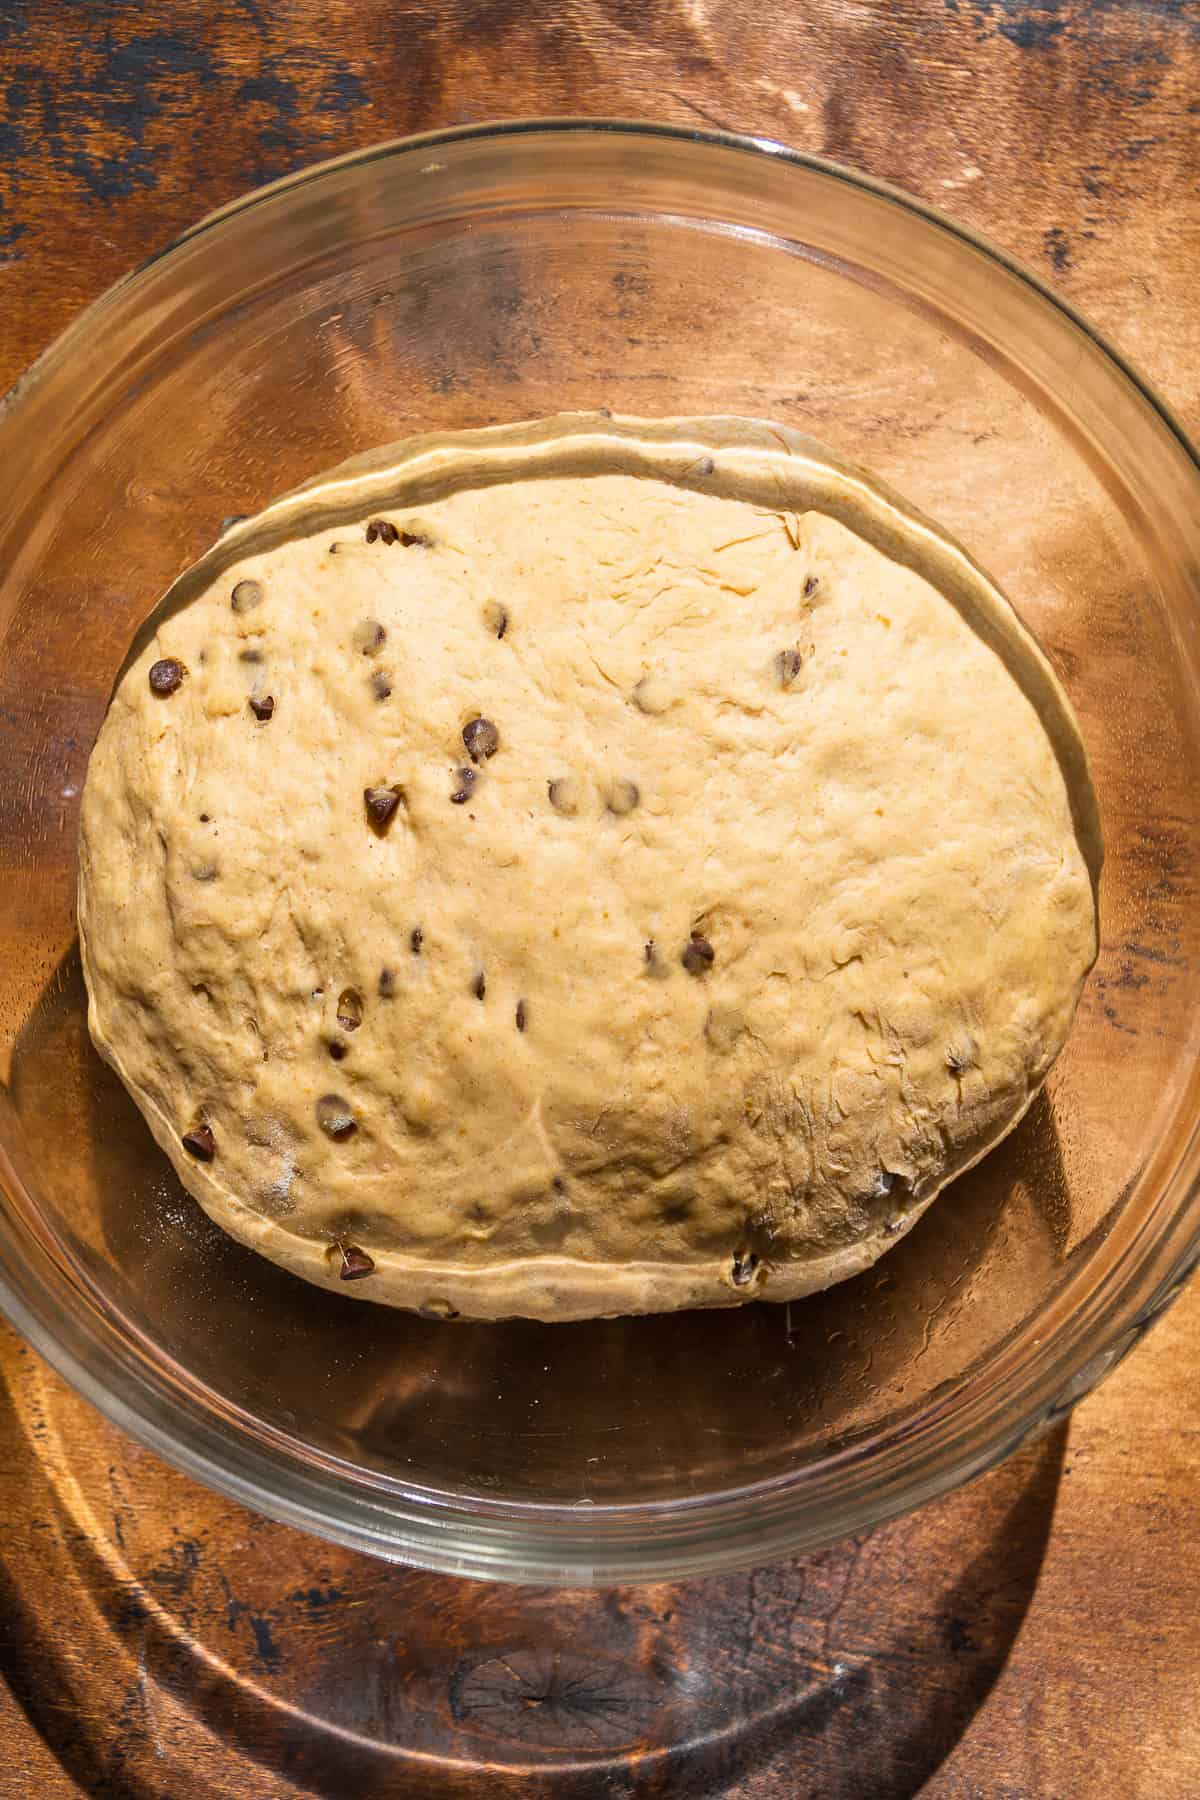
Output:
[{"left": 1, "top": 121, "right": 1198, "bottom": 1585}]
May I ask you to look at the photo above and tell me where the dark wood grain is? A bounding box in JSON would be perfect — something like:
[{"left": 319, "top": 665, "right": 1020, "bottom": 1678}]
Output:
[{"left": 1, "top": 2, "right": 1199, "bottom": 1796}]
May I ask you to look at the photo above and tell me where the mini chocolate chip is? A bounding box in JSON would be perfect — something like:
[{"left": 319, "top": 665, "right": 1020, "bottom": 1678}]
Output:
[
  {"left": 644, "top": 938, "right": 671, "bottom": 980},
  {"left": 473, "top": 971, "right": 486, "bottom": 1001},
  {"left": 220, "top": 514, "right": 247, "bottom": 535},
  {"left": 328, "top": 1038, "right": 347, "bottom": 1061},
  {"left": 450, "top": 764, "right": 477, "bottom": 804},
  {"left": 494, "top": 607, "right": 508, "bottom": 639},
  {"left": 149, "top": 658, "right": 186, "bottom": 696},
  {"left": 364, "top": 784, "right": 404, "bottom": 830},
  {"left": 462, "top": 717, "right": 499, "bottom": 762},
  {"left": 410, "top": 927, "right": 424, "bottom": 953},
  {"left": 776, "top": 648, "right": 803, "bottom": 686},
  {"left": 804, "top": 575, "right": 820, "bottom": 598},
  {"left": 548, "top": 776, "right": 580, "bottom": 816},
  {"left": 239, "top": 648, "right": 263, "bottom": 665},
  {"left": 339, "top": 1244, "right": 375, "bottom": 1280},
  {"left": 199, "top": 813, "right": 210, "bottom": 823},
  {"left": 682, "top": 933, "right": 715, "bottom": 975},
  {"left": 353, "top": 618, "right": 387, "bottom": 655},
  {"left": 249, "top": 694, "right": 275, "bottom": 720},
  {"left": 552, "top": 1175, "right": 567, "bottom": 1195},
  {"left": 317, "top": 1094, "right": 356, "bottom": 1140},
  {"left": 336, "top": 987, "right": 363, "bottom": 1031},
  {"left": 231, "top": 579, "right": 264, "bottom": 614},
  {"left": 398, "top": 525, "right": 430, "bottom": 547},
  {"left": 365, "top": 519, "right": 399, "bottom": 546},
  {"left": 731, "top": 1249, "right": 759, "bottom": 1287},
  {"left": 419, "top": 1298, "right": 459, "bottom": 1319},
  {"left": 515, "top": 999, "right": 527, "bottom": 1032},
  {"left": 370, "top": 670, "right": 393, "bottom": 701},
  {"left": 378, "top": 968, "right": 396, "bottom": 999},
  {"left": 182, "top": 1123, "right": 215, "bottom": 1160},
  {"left": 606, "top": 777, "right": 639, "bottom": 816}
]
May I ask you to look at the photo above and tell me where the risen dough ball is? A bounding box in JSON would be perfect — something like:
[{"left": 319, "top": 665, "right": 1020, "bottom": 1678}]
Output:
[{"left": 77, "top": 416, "right": 1100, "bottom": 1321}]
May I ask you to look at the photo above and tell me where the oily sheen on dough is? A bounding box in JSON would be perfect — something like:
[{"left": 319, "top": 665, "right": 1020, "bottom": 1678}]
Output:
[{"left": 77, "top": 415, "right": 1101, "bottom": 1322}]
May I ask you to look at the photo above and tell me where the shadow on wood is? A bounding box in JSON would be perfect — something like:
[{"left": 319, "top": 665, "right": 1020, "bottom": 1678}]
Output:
[{"left": 0, "top": 1321, "right": 1067, "bottom": 1799}]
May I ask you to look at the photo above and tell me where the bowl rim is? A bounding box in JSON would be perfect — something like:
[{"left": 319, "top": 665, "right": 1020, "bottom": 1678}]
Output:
[{"left": 2, "top": 117, "right": 1199, "bottom": 1585}]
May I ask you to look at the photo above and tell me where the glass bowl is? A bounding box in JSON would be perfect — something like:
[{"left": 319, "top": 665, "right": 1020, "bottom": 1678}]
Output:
[{"left": 1, "top": 121, "right": 1198, "bottom": 1586}]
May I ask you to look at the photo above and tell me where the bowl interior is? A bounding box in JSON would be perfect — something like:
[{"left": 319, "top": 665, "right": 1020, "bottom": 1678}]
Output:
[{"left": 1, "top": 127, "right": 1198, "bottom": 1573}]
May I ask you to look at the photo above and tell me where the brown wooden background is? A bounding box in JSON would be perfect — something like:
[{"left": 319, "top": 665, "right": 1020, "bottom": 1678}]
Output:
[{"left": 1, "top": 2, "right": 1198, "bottom": 1795}]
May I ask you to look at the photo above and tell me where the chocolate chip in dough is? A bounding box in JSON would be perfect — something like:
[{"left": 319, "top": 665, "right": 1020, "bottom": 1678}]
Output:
[
  {"left": 239, "top": 648, "right": 263, "bottom": 665},
  {"left": 365, "top": 519, "right": 399, "bottom": 546},
  {"left": 682, "top": 933, "right": 715, "bottom": 975},
  {"left": 230, "top": 579, "right": 264, "bottom": 614},
  {"left": 515, "top": 998, "right": 527, "bottom": 1032},
  {"left": 462, "top": 717, "right": 499, "bottom": 763},
  {"left": 339, "top": 1244, "right": 375, "bottom": 1280},
  {"left": 731, "top": 1249, "right": 759, "bottom": 1288},
  {"left": 450, "top": 766, "right": 477, "bottom": 804},
  {"left": 149, "top": 658, "right": 186, "bottom": 696},
  {"left": 370, "top": 670, "right": 393, "bottom": 701},
  {"left": 410, "top": 926, "right": 424, "bottom": 954},
  {"left": 182, "top": 1122, "right": 215, "bottom": 1160},
  {"left": 336, "top": 988, "right": 363, "bottom": 1031},
  {"left": 364, "top": 784, "right": 405, "bottom": 830},
  {"left": 353, "top": 618, "right": 387, "bottom": 655},
  {"left": 484, "top": 602, "right": 509, "bottom": 640},
  {"left": 804, "top": 575, "right": 820, "bottom": 599},
  {"left": 378, "top": 967, "right": 396, "bottom": 999},
  {"left": 316, "top": 1095, "right": 356, "bottom": 1140},
  {"left": 472, "top": 971, "right": 486, "bottom": 1001},
  {"left": 548, "top": 776, "right": 580, "bottom": 816},
  {"left": 775, "top": 647, "right": 803, "bottom": 686},
  {"left": 249, "top": 694, "right": 275, "bottom": 721},
  {"left": 419, "top": 1298, "right": 459, "bottom": 1319},
  {"left": 328, "top": 1038, "right": 348, "bottom": 1061},
  {"left": 606, "top": 777, "right": 639, "bottom": 816}
]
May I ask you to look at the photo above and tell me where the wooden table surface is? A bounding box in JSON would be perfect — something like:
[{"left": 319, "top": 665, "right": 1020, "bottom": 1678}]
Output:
[{"left": 1, "top": 3, "right": 1198, "bottom": 1796}]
